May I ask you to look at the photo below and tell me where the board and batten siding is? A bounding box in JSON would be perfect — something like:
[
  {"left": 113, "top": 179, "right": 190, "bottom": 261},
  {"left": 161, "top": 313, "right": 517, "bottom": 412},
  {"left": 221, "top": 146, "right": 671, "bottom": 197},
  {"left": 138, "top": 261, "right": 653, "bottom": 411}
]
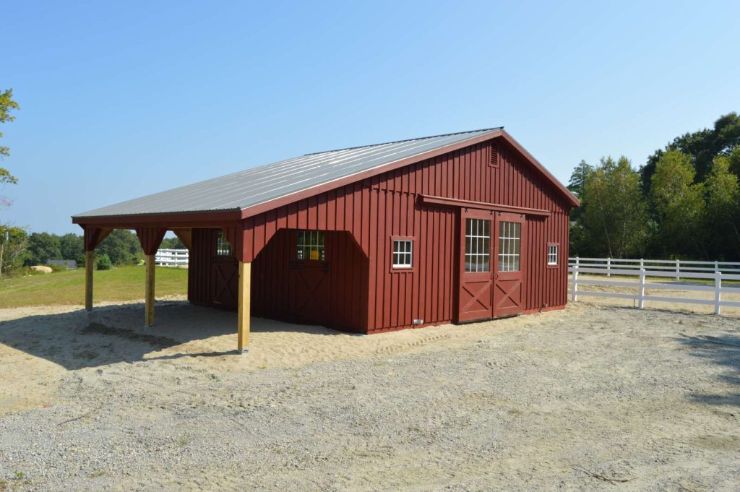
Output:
[{"left": 193, "top": 138, "right": 570, "bottom": 333}]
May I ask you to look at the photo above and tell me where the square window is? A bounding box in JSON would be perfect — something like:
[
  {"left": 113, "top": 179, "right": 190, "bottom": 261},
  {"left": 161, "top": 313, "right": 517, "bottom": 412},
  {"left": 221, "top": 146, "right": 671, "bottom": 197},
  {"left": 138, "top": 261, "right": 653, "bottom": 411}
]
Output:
[
  {"left": 392, "top": 239, "right": 413, "bottom": 269},
  {"left": 296, "top": 230, "right": 326, "bottom": 261},
  {"left": 547, "top": 244, "right": 558, "bottom": 266}
]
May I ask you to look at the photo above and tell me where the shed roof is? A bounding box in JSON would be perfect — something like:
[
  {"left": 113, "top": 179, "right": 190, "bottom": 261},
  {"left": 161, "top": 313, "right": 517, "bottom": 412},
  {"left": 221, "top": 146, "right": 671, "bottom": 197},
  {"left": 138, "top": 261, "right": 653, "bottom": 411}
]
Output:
[{"left": 73, "top": 127, "right": 577, "bottom": 221}]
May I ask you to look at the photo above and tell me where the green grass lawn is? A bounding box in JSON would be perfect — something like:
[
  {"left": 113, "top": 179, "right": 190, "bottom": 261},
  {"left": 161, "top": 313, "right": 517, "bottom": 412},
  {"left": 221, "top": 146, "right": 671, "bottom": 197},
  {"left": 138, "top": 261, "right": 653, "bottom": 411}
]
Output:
[{"left": 0, "top": 266, "right": 188, "bottom": 309}]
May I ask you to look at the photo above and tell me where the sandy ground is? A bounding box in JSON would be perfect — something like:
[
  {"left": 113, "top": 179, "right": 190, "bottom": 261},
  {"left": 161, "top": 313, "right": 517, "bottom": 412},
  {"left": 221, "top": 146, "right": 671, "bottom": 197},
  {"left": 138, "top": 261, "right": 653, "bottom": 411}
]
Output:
[{"left": 0, "top": 298, "right": 738, "bottom": 490}]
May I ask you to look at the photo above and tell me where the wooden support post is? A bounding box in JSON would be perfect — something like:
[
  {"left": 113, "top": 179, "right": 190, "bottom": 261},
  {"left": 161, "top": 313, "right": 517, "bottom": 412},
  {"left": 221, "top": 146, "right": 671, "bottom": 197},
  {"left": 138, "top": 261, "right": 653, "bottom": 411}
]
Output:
[
  {"left": 237, "top": 261, "right": 251, "bottom": 353},
  {"left": 145, "top": 254, "right": 155, "bottom": 326},
  {"left": 85, "top": 250, "right": 94, "bottom": 311}
]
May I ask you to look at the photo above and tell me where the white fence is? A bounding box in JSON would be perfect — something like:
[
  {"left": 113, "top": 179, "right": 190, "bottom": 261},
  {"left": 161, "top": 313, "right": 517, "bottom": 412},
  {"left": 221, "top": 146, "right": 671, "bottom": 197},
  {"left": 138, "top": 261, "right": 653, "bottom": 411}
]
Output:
[
  {"left": 568, "top": 257, "right": 740, "bottom": 315},
  {"left": 155, "top": 249, "right": 189, "bottom": 267},
  {"left": 568, "top": 257, "right": 740, "bottom": 278}
]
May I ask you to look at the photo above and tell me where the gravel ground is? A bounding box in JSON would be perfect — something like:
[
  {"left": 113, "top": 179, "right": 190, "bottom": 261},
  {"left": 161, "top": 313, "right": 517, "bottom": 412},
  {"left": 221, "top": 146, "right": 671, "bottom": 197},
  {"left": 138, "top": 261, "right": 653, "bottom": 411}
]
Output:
[{"left": 0, "top": 301, "right": 738, "bottom": 490}]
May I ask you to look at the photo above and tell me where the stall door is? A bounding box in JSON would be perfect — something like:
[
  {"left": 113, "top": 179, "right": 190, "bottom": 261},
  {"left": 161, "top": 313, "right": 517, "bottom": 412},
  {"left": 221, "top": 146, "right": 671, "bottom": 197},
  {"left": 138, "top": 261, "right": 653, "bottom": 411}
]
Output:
[
  {"left": 493, "top": 213, "right": 526, "bottom": 317},
  {"left": 211, "top": 256, "right": 238, "bottom": 308},
  {"left": 457, "top": 209, "right": 495, "bottom": 322}
]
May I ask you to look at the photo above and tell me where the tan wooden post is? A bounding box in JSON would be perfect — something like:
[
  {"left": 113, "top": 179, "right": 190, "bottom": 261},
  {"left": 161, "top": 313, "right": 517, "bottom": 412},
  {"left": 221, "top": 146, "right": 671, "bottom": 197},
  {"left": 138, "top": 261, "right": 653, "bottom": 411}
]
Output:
[
  {"left": 82, "top": 226, "right": 111, "bottom": 312},
  {"left": 85, "top": 250, "right": 94, "bottom": 311},
  {"left": 145, "top": 254, "right": 156, "bottom": 326},
  {"left": 237, "top": 261, "right": 251, "bottom": 352}
]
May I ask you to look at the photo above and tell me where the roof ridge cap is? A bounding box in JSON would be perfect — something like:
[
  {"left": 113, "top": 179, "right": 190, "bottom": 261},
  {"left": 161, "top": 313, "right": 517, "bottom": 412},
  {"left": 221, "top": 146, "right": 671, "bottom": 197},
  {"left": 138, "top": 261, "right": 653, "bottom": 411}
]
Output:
[{"left": 304, "top": 127, "right": 503, "bottom": 156}]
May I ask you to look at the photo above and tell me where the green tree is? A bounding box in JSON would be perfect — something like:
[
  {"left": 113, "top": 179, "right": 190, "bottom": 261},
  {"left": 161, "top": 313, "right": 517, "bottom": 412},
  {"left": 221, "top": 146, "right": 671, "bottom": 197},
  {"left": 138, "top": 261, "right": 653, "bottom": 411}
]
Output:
[
  {"left": 703, "top": 154, "right": 740, "bottom": 259},
  {"left": 727, "top": 145, "right": 740, "bottom": 177},
  {"left": 160, "top": 236, "right": 185, "bottom": 249},
  {"left": 567, "top": 160, "right": 593, "bottom": 198},
  {"left": 25, "top": 232, "right": 62, "bottom": 265},
  {"left": 97, "top": 229, "right": 143, "bottom": 265},
  {"left": 59, "top": 233, "right": 85, "bottom": 265},
  {"left": 641, "top": 112, "right": 740, "bottom": 190},
  {"left": 567, "top": 160, "right": 592, "bottom": 223},
  {"left": 0, "top": 89, "right": 20, "bottom": 184},
  {"left": 650, "top": 150, "right": 705, "bottom": 257},
  {"left": 0, "top": 225, "right": 28, "bottom": 276},
  {"left": 577, "top": 156, "right": 649, "bottom": 257}
]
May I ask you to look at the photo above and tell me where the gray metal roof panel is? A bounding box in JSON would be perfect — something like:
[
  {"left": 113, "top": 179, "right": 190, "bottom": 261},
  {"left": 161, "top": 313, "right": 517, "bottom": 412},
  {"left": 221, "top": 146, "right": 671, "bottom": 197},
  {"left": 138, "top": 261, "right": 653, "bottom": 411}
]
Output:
[{"left": 73, "top": 128, "right": 501, "bottom": 218}]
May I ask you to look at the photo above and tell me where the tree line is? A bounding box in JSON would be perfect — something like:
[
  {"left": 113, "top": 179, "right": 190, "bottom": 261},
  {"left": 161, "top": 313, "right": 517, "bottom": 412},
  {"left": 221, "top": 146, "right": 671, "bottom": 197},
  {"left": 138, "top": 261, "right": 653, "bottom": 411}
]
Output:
[
  {"left": 568, "top": 112, "right": 740, "bottom": 261},
  {"left": 0, "top": 228, "right": 185, "bottom": 274}
]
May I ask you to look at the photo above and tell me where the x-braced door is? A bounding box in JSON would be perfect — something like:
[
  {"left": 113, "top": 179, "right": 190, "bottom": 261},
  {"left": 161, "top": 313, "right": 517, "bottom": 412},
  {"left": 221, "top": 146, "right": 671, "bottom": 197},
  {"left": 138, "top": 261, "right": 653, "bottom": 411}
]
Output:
[
  {"left": 457, "top": 209, "right": 495, "bottom": 322},
  {"left": 493, "top": 212, "right": 526, "bottom": 317}
]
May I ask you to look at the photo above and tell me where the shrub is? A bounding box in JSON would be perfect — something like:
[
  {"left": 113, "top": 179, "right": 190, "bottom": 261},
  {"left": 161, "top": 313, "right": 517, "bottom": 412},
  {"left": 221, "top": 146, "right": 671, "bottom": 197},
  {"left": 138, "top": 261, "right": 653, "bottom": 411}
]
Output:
[{"left": 96, "top": 254, "right": 112, "bottom": 271}]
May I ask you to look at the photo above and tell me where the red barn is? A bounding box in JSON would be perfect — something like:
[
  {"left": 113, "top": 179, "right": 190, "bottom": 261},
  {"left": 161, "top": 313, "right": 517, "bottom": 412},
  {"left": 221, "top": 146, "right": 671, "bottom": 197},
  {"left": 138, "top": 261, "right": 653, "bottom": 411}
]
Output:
[{"left": 73, "top": 128, "right": 579, "bottom": 351}]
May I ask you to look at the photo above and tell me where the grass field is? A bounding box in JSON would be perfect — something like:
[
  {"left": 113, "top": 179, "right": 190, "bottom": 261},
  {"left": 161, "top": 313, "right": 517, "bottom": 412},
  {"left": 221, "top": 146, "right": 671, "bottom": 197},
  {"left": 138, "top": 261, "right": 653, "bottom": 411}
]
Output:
[{"left": 0, "top": 266, "right": 188, "bottom": 308}]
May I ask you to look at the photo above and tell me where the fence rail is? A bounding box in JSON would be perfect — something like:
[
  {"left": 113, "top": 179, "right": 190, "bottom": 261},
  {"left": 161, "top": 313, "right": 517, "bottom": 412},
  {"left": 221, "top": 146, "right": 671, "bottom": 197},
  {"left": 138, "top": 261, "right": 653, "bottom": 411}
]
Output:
[
  {"left": 155, "top": 248, "right": 189, "bottom": 267},
  {"left": 568, "top": 257, "right": 740, "bottom": 315},
  {"left": 568, "top": 257, "right": 740, "bottom": 278}
]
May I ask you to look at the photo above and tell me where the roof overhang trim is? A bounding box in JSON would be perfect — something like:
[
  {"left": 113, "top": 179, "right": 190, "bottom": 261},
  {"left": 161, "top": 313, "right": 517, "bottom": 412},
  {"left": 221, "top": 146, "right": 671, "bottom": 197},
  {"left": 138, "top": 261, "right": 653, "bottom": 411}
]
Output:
[
  {"left": 419, "top": 195, "right": 551, "bottom": 217},
  {"left": 71, "top": 209, "right": 242, "bottom": 228}
]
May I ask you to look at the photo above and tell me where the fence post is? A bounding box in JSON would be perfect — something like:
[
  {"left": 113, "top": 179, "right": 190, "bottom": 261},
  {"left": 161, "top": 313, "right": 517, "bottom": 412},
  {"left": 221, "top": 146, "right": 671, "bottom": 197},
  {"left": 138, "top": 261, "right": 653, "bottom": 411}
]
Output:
[
  {"left": 675, "top": 259, "right": 680, "bottom": 281},
  {"left": 638, "top": 268, "right": 646, "bottom": 309},
  {"left": 607, "top": 257, "right": 611, "bottom": 277},
  {"left": 640, "top": 258, "right": 644, "bottom": 270},
  {"left": 715, "top": 261, "right": 719, "bottom": 274},
  {"left": 571, "top": 260, "right": 579, "bottom": 302},
  {"left": 714, "top": 271, "right": 722, "bottom": 315}
]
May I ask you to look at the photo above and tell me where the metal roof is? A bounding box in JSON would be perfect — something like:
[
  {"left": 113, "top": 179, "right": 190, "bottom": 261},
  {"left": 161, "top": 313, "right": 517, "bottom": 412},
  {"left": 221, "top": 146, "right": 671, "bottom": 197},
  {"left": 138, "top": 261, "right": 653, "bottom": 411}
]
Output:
[{"left": 74, "top": 128, "right": 502, "bottom": 218}]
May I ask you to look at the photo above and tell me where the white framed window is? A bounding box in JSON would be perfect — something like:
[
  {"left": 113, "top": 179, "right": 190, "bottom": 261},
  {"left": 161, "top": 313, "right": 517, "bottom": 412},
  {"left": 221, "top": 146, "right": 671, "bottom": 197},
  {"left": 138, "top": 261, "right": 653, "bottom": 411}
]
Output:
[
  {"left": 296, "top": 230, "right": 326, "bottom": 261},
  {"left": 392, "top": 239, "right": 413, "bottom": 269},
  {"left": 216, "top": 231, "right": 232, "bottom": 256},
  {"left": 498, "top": 221, "right": 521, "bottom": 272},
  {"left": 465, "top": 218, "right": 491, "bottom": 272},
  {"left": 547, "top": 243, "right": 559, "bottom": 266}
]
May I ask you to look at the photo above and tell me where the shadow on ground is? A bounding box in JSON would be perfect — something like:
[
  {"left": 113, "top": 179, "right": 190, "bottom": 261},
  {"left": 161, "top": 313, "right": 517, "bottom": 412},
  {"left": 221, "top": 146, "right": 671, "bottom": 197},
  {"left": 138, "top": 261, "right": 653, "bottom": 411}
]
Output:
[
  {"left": 678, "top": 333, "right": 740, "bottom": 407},
  {"left": 0, "top": 301, "right": 346, "bottom": 370}
]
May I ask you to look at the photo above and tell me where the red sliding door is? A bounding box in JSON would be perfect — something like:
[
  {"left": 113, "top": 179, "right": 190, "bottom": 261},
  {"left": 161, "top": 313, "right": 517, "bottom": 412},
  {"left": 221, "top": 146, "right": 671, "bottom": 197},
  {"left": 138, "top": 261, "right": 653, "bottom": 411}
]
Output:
[{"left": 493, "top": 212, "right": 526, "bottom": 317}]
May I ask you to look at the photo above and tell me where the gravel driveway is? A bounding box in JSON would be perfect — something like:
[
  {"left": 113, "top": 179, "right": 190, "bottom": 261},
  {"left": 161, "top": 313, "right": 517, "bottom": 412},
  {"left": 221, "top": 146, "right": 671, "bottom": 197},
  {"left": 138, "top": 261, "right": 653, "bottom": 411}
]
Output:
[{"left": 0, "top": 302, "right": 738, "bottom": 490}]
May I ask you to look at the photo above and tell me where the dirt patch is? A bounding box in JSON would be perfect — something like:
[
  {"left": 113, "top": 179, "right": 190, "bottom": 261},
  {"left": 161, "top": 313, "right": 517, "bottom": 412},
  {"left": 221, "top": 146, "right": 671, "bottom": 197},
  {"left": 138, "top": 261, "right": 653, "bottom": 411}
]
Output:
[
  {"left": 0, "top": 301, "right": 738, "bottom": 489},
  {"left": 82, "top": 322, "right": 179, "bottom": 349}
]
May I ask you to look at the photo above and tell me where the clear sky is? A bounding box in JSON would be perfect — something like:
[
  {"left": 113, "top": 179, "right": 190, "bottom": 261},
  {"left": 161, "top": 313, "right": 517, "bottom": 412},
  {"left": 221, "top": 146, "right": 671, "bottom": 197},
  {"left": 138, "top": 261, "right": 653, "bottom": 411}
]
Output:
[{"left": 2, "top": 0, "right": 739, "bottom": 234}]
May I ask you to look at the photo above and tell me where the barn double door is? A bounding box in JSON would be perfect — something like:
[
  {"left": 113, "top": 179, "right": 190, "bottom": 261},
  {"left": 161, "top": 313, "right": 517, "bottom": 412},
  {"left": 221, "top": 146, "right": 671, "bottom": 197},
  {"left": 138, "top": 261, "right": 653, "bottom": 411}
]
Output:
[{"left": 457, "top": 209, "right": 526, "bottom": 322}]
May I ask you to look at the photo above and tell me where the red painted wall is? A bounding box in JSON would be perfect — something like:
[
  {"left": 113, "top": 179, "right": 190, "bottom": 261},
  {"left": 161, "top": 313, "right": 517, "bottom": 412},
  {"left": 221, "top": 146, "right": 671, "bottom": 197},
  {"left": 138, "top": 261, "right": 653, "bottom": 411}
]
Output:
[{"left": 190, "top": 137, "right": 572, "bottom": 333}]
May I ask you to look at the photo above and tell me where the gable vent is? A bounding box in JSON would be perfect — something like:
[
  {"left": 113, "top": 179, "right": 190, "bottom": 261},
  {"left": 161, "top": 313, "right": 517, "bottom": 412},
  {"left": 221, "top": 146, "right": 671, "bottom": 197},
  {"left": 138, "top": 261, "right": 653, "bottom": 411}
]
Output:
[{"left": 489, "top": 143, "right": 499, "bottom": 167}]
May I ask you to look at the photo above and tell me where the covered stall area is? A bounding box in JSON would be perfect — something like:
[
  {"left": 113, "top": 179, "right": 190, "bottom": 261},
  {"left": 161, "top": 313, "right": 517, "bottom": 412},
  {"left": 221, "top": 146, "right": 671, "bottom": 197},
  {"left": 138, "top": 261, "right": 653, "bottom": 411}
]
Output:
[
  {"left": 74, "top": 214, "right": 371, "bottom": 353},
  {"left": 74, "top": 212, "right": 259, "bottom": 353}
]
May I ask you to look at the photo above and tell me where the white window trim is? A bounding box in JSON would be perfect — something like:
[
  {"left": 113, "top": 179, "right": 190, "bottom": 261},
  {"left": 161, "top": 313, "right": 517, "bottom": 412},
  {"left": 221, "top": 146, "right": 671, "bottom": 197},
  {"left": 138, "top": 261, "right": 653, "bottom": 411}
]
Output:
[
  {"left": 547, "top": 244, "right": 559, "bottom": 266},
  {"left": 465, "top": 218, "right": 491, "bottom": 273},
  {"left": 392, "top": 239, "right": 413, "bottom": 269},
  {"left": 498, "top": 221, "right": 521, "bottom": 272}
]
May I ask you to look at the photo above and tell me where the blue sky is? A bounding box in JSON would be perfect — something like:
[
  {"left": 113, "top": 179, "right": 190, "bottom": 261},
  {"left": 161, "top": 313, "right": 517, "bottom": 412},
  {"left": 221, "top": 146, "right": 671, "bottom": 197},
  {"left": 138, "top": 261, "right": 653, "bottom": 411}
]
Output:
[{"left": 2, "top": 0, "right": 739, "bottom": 234}]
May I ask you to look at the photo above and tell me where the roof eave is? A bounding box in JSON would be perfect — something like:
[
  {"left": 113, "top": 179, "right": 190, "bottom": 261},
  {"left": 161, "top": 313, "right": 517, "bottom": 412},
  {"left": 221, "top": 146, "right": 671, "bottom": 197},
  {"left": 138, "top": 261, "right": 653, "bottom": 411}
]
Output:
[{"left": 71, "top": 208, "right": 242, "bottom": 228}]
